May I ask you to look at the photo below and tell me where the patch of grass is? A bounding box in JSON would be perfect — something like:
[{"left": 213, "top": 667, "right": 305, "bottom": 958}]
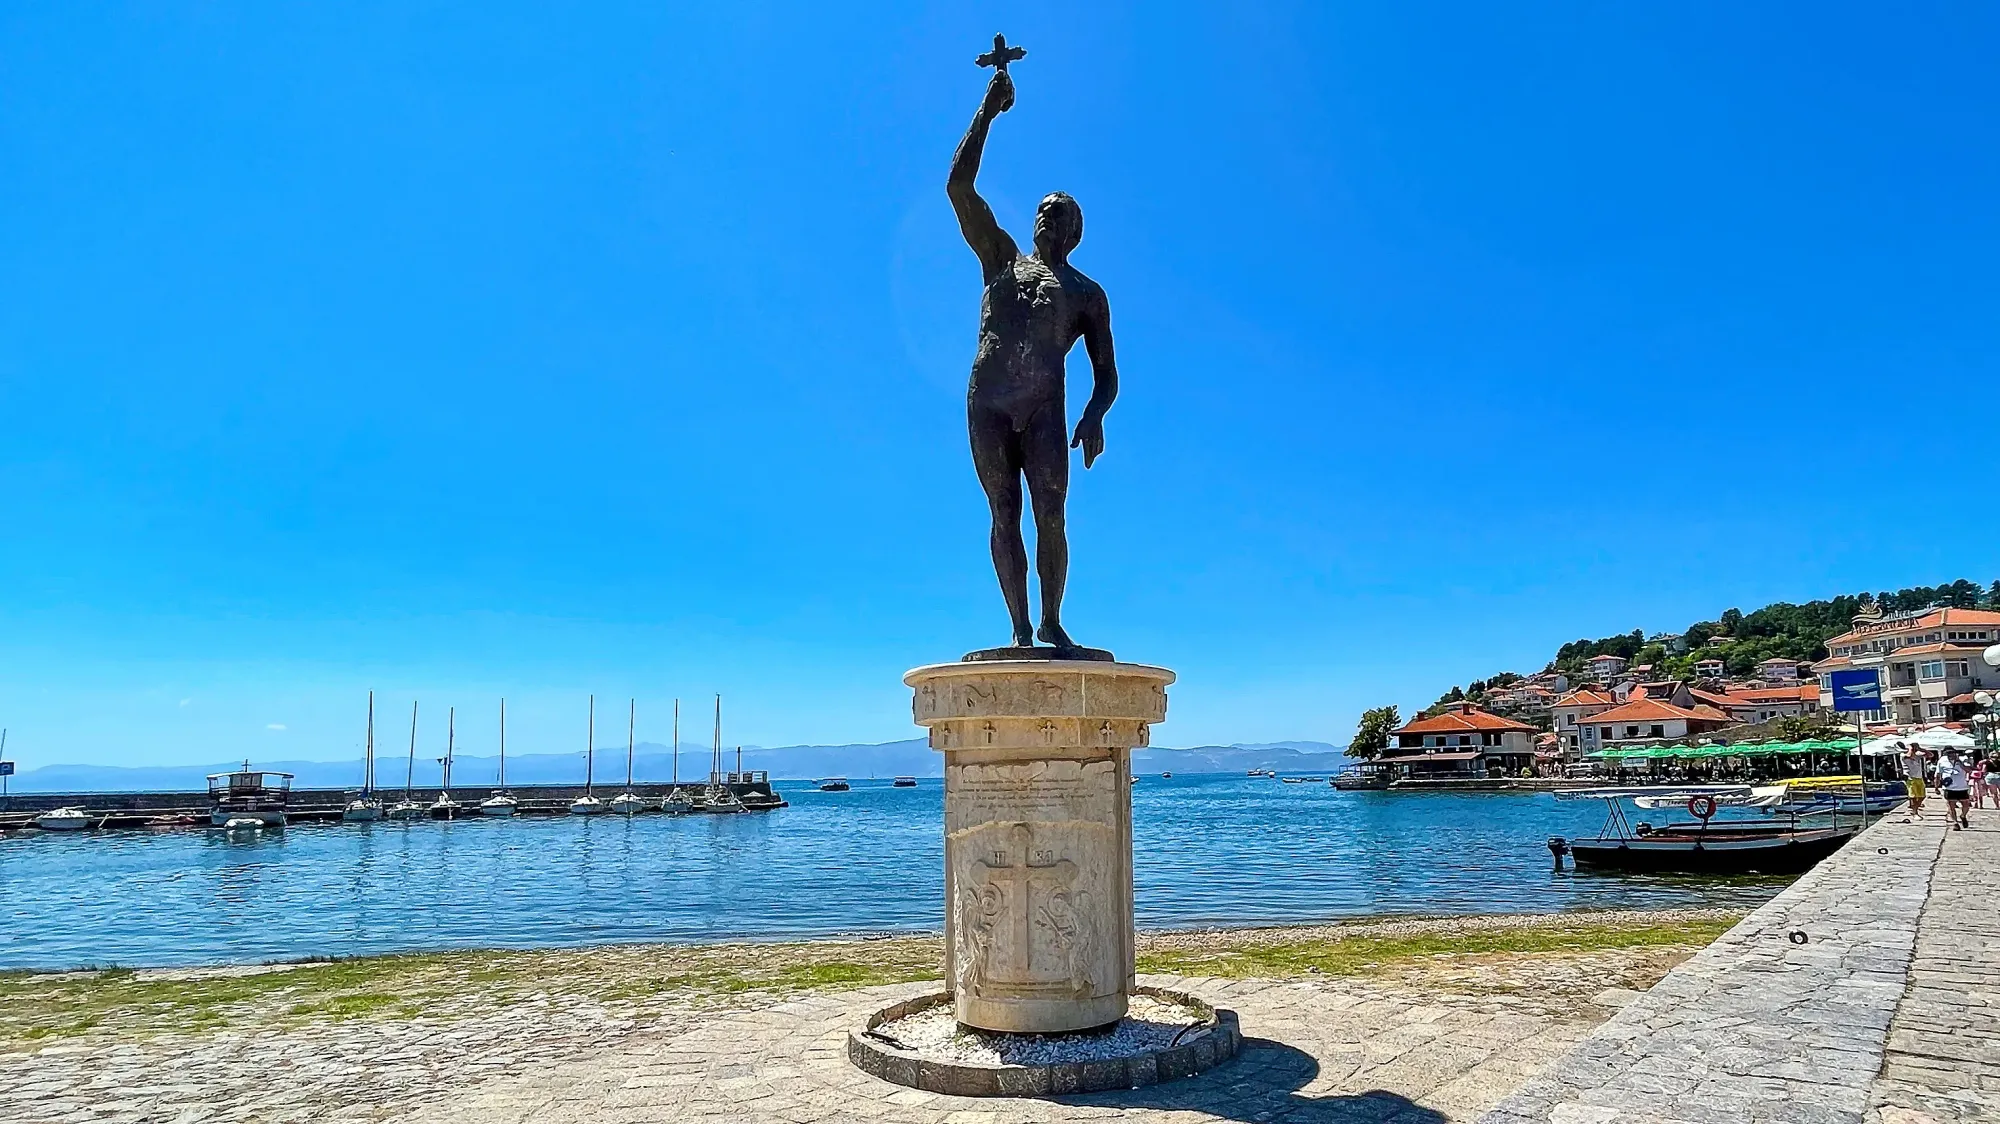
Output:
[{"left": 1137, "top": 918, "right": 1738, "bottom": 979}]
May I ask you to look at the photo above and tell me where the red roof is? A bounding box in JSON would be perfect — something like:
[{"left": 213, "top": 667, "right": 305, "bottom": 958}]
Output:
[
  {"left": 1393, "top": 703, "right": 1537, "bottom": 736},
  {"left": 1725, "top": 685, "right": 1820, "bottom": 704},
  {"left": 1375, "top": 751, "right": 1488, "bottom": 764},
  {"left": 1587, "top": 698, "right": 1733, "bottom": 725},
  {"left": 1826, "top": 608, "right": 2000, "bottom": 647},
  {"left": 1877, "top": 642, "right": 1988, "bottom": 660},
  {"left": 1551, "top": 688, "right": 1617, "bottom": 709}
]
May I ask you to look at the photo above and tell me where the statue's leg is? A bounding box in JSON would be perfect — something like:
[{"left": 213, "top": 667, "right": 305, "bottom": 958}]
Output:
[
  {"left": 1022, "top": 402, "right": 1073, "bottom": 648},
  {"left": 970, "top": 404, "right": 1033, "bottom": 647}
]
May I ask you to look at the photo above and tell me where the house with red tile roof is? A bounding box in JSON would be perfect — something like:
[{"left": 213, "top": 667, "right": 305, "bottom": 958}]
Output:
[
  {"left": 1585, "top": 697, "right": 1734, "bottom": 748},
  {"left": 1811, "top": 606, "right": 2000, "bottom": 725},
  {"left": 1550, "top": 687, "right": 1620, "bottom": 758},
  {"left": 1377, "top": 703, "right": 1538, "bottom": 778}
]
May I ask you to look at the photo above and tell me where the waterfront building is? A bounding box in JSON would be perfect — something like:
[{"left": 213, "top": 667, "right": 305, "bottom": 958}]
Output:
[
  {"left": 1756, "top": 658, "right": 1804, "bottom": 682},
  {"left": 1551, "top": 687, "right": 1619, "bottom": 757},
  {"left": 1376, "top": 703, "right": 1538, "bottom": 778},
  {"left": 1693, "top": 657, "right": 1726, "bottom": 679},
  {"left": 1812, "top": 605, "right": 2000, "bottom": 725},
  {"left": 1585, "top": 697, "right": 1734, "bottom": 749}
]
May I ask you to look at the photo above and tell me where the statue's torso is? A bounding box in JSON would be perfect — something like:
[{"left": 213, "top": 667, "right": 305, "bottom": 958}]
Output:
[{"left": 970, "top": 255, "right": 1093, "bottom": 414}]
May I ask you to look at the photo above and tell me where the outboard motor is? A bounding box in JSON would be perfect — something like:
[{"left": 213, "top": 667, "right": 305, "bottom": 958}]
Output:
[{"left": 1546, "top": 835, "right": 1570, "bottom": 871}]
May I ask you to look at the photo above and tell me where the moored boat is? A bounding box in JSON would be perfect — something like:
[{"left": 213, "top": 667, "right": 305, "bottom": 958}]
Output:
[
  {"left": 892, "top": 776, "right": 918, "bottom": 787},
  {"left": 818, "top": 777, "right": 851, "bottom": 792},
  {"left": 1550, "top": 785, "right": 1860, "bottom": 876},
  {"left": 206, "top": 762, "right": 292, "bottom": 828},
  {"left": 33, "top": 807, "right": 101, "bottom": 832},
  {"left": 386, "top": 701, "right": 425, "bottom": 820},
  {"left": 610, "top": 698, "right": 645, "bottom": 815},
  {"left": 481, "top": 698, "right": 519, "bottom": 816},
  {"left": 570, "top": 695, "right": 606, "bottom": 815},
  {"left": 429, "top": 706, "right": 462, "bottom": 819},
  {"left": 343, "top": 691, "right": 384, "bottom": 823}
]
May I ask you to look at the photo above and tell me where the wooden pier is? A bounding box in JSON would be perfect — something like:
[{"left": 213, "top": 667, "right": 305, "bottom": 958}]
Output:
[{"left": 0, "top": 776, "right": 786, "bottom": 830}]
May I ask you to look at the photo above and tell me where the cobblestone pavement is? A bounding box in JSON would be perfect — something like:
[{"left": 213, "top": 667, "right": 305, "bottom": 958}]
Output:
[
  {"left": 1481, "top": 812, "right": 2000, "bottom": 1124},
  {"left": 377, "top": 975, "right": 1620, "bottom": 1124},
  {"left": 0, "top": 966, "right": 1660, "bottom": 1124},
  {"left": 1869, "top": 816, "right": 2000, "bottom": 1124}
]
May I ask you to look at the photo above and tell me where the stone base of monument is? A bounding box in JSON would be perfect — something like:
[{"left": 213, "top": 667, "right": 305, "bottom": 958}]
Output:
[{"left": 849, "top": 986, "right": 1241, "bottom": 1097}]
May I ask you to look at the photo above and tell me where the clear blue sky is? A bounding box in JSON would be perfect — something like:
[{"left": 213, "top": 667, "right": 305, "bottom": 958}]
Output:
[{"left": 3, "top": 3, "right": 1996, "bottom": 770}]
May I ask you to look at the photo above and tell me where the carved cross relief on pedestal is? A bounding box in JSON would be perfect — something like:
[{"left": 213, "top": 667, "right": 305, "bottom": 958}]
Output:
[{"left": 969, "top": 822, "right": 1077, "bottom": 987}]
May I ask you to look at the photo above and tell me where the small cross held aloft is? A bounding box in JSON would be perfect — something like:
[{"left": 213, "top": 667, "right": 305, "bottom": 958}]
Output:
[{"left": 975, "top": 33, "right": 1025, "bottom": 72}]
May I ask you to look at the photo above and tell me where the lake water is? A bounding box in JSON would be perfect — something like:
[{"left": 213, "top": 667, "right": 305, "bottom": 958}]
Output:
[{"left": 0, "top": 775, "right": 1787, "bottom": 970}]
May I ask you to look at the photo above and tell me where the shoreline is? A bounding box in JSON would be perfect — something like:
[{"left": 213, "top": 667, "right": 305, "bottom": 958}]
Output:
[
  {"left": 0, "top": 906, "right": 1744, "bottom": 1049},
  {"left": 0, "top": 903, "right": 1755, "bottom": 978}
]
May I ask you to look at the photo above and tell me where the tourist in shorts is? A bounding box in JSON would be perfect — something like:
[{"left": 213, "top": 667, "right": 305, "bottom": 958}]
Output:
[
  {"left": 1898, "top": 743, "right": 1928, "bottom": 821},
  {"left": 1983, "top": 755, "right": 2000, "bottom": 810},
  {"left": 1974, "top": 756, "right": 1991, "bottom": 809},
  {"left": 1936, "top": 748, "right": 1972, "bottom": 830}
]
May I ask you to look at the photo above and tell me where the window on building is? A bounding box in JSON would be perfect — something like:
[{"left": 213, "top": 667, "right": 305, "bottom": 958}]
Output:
[
  {"left": 1624, "top": 725, "right": 1640, "bottom": 738},
  {"left": 1919, "top": 660, "right": 1945, "bottom": 680},
  {"left": 1924, "top": 703, "right": 1945, "bottom": 718},
  {"left": 1649, "top": 724, "right": 1665, "bottom": 738},
  {"left": 1946, "top": 660, "right": 1970, "bottom": 677},
  {"left": 1565, "top": 714, "right": 1576, "bottom": 726},
  {"left": 1600, "top": 727, "right": 1612, "bottom": 740}
]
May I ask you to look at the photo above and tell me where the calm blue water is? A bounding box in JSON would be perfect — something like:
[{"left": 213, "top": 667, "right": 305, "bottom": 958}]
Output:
[{"left": 0, "top": 775, "right": 1786, "bottom": 969}]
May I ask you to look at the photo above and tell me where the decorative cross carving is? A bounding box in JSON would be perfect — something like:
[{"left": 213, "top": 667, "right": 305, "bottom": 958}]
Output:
[{"left": 969, "top": 823, "right": 1075, "bottom": 984}]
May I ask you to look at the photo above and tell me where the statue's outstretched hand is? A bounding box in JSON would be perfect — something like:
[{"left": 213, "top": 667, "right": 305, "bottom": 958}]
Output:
[
  {"left": 1071, "top": 413, "right": 1105, "bottom": 469},
  {"left": 983, "top": 69, "right": 1015, "bottom": 115}
]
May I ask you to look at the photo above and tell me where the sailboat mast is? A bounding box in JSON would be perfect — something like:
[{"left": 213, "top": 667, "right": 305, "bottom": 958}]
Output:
[
  {"left": 585, "top": 694, "right": 595, "bottom": 795},
  {"left": 672, "top": 699, "right": 680, "bottom": 786},
  {"left": 627, "top": 698, "right": 635, "bottom": 789},
  {"left": 365, "top": 690, "right": 375, "bottom": 795},
  {"left": 498, "top": 698, "right": 507, "bottom": 788},
  {"left": 406, "top": 701, "right": 418, "bottom": 799},
  {"left": 444, "top": 707, "right": 455, "bottom": 792},
  {"left": 712, "top": 694, "right": 721, "bottom": 784}
]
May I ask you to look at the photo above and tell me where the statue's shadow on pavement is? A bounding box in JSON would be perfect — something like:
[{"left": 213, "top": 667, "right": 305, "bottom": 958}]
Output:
[{"left": 1057, "top": 1038, "right": 1446, "bottom": 1123}]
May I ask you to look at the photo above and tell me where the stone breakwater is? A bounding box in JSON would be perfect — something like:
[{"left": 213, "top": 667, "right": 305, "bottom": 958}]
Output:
[{"left": 1481, "top": 815, "right": 2000, "bottom": 1124}]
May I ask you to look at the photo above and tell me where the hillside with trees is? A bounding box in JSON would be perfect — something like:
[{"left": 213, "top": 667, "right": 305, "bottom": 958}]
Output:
[{"left": 1382, "top": 577, "right": 2000, "bottom": 735}]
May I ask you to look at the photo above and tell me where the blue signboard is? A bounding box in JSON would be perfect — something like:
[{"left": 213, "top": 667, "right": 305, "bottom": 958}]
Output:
[
  {"left": 1829, "top": 669, "right": 1883, "bottom": 713},
  {"left": 0, "top": 761, "right": 12, "bottom": 776}
]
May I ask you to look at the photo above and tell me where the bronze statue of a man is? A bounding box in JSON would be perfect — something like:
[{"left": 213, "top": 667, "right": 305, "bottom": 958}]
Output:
[{"left": 948, "top": 55, "right": 1119, "bottom": 653}]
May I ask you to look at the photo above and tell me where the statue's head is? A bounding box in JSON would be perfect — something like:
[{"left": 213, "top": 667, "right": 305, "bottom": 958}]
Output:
[{"left": 1033, "top": 192, "right": 1082, "bottom": 260}]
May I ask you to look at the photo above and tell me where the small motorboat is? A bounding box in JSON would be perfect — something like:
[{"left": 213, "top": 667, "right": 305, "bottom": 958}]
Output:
[
  {"left": 1551, "top": 786, "right": 1859, "bottom": 876},
  {"left": 700, "top": 784, "right": 745, "bottom": 814},
  {"left": 33, "top": 807, "right": 101, "bottom": 832},
  {"left": 1332, "top": 765, "right": 1392, "bottom": 791},
  {"left": 1161, "top": 771, "right": 1172, "bottom": 779},
  {"left": 428, "top": 793, "right": 463, "bottom": 820},
  {"left": 818, "top": 777, "right": 851, "bottom": 792},
  {"left": 892, "top": 776, "right": 918, "bottom": 788},
  {"left": 221, "top": 816, "right": 271, "bottom": 833},
  {"left": 206, "top": 762, "right": 292, "bottom": 828}
]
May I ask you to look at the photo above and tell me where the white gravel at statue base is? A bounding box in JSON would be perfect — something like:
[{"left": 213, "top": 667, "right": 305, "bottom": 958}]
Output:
[{"left": 876, "top": 993, "right": 1207, "bottom": 1065}]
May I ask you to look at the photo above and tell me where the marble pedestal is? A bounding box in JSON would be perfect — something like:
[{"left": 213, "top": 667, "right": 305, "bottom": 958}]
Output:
[{"left": 905, "top": 658, "right": 1174, "bottom": 1034}]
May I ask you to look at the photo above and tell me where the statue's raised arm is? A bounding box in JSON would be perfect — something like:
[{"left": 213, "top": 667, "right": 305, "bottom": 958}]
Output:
[{"left": 947, "top": 68, "right": 1020, "bottom": 278}]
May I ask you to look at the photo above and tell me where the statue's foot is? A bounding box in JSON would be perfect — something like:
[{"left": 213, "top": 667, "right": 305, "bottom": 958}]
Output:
[
  {"left": 1037, "top": 622, "right": 1076, "bottom": 648},
  {"left": 1011, "top": 626, "right": 1035, "bottom": 648}
]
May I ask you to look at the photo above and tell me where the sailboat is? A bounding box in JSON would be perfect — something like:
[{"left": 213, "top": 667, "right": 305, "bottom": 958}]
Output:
[
  {"left": 385, "top": 701, "right": 427, "bottom": 820},
  {"left": 343, "top": 691, "right": 384, "bottom": 822},
  {"left": 479, "top": 698, "right": 520, "bottom": 816},
  {"left": 569, "top": 695, "right": 606, "bottom": 815},
  {"left": 429, "top": 706, "right": 463, "bottom": 819},
  {"left": 662, "top": 697, "right": 693, "bottom": 815},
  {"left": 611, "top": 698, "right": 646, "bottom": 815},
  {"left": 700, "top": 694, "right": 744, "bottom": 814}
]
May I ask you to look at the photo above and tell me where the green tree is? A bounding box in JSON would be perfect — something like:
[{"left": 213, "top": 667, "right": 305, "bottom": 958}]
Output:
[
  {"left": 1987, "top": 581, "right": 2000, "bottom": 608},
  {"left": 1347, "top": 705, "right": 1402, "bottom": 759}
]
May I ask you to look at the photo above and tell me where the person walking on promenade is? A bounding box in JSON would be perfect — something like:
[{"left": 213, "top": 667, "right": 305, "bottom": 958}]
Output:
[
  {"left": 1936, "top": 748, "right": 1972, "bottom": 830},
  {"left": 1981, "top": 754, "right": 2000, "bottom": 810},
  {"left": 1973, "top": 756, "right": 1992, "bottom": 809},
  {"left": 1898, "top": 742, "right": 1928, "bottom": 822}
]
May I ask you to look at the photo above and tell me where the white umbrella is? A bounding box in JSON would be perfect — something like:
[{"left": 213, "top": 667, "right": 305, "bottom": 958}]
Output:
[
  {"left": 1859, "top": 735, "right": 1907, "bottom": 756},
  {"left": 1910, "top": 726, "right": 1975, "bottom": 749}
]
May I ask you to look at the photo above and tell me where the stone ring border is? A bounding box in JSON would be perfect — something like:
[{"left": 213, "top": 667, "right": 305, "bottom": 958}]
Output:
[{"left": 847, "top": 985, "right": 1242, "bottom": 1097}]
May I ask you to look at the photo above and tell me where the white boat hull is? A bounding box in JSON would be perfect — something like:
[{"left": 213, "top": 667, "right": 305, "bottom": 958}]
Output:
[
  {"left": 385, "top": 802, "right": 427, "bottom": 821},
  {"left": 33, "top": 812, "right": 100, "bottom": 832},
  {"left": 478, "top": 798, "right": 519, "bottom": 817},
  {"left": 342, "top": 802, "right": 383, "bottom": 823},
  {"left": 569, "top": 798, "right": 606, "bottom": 815},
  {"left": 211, "top": 809, "right": 285, "bottom": 827}
]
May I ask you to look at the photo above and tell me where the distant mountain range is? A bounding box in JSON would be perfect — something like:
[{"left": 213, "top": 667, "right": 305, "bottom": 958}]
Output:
[{"left": 2, "top": 739, "right": 1349, "bottom": 794}]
